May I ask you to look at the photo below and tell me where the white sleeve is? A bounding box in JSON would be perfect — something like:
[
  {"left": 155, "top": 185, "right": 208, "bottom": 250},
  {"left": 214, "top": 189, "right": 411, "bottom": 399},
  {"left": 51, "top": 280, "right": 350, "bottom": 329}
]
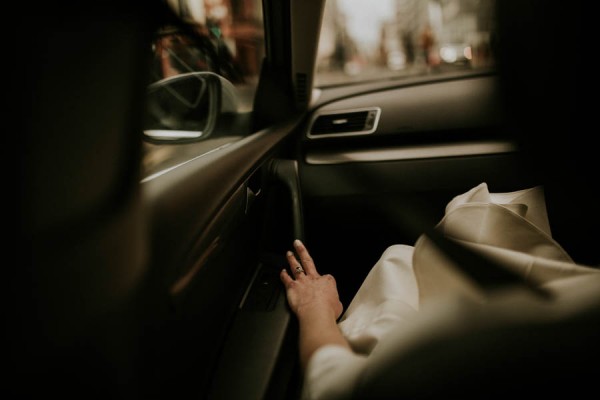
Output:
[{"left": 301, "top": 345, "right": 368, "bottom": 400}]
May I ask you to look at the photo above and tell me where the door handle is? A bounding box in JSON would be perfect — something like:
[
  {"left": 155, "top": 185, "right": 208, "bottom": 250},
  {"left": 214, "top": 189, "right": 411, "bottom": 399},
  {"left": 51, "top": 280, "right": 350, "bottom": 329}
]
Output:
[{"left": 269, "top": 159, "right": 305, "bottom": 242}]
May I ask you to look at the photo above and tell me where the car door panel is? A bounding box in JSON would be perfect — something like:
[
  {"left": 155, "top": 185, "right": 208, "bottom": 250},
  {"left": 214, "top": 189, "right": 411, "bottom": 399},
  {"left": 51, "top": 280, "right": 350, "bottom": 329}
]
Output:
[
  {"left": 141, "top": 116, "right": 304, "bottom": 398},
  {"left": 143, "top": 117, "right": 301, "bottom": 283},
  {"left": 207, "top": 261, "right": 299, "bottom": 400}
]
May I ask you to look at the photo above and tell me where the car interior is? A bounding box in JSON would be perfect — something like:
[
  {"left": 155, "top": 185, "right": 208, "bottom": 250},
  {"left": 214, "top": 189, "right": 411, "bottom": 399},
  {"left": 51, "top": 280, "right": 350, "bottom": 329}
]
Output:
[{"left": 14, "top": 0, "right": 599, "bottom": 399}]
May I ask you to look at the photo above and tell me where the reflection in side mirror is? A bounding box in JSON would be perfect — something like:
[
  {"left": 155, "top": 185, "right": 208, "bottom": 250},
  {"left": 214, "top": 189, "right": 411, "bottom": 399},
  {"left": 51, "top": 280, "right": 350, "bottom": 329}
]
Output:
[{"left": 143, "top": 72, "right": 239, "bottom": 142}]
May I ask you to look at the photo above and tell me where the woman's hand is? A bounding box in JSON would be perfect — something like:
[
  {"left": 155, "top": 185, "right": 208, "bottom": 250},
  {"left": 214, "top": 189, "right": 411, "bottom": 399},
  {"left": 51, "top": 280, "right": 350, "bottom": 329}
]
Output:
[
  {"left": 280, "top": 239, "right": 343, "bottom": 321},
  {"left": 280, "top": 239, "right": 350, "bottom": 370}
]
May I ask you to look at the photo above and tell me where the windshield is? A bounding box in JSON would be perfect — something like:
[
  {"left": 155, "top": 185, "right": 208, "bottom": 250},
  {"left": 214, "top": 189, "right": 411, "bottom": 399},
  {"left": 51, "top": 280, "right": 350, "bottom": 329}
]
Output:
[{"left": 316, "top": 0, "right": 495, "bottom": 87}]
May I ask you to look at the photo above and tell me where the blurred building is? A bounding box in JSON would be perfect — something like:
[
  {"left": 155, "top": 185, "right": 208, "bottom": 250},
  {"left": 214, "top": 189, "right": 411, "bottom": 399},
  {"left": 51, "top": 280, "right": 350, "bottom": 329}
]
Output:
[
  {"left": 378, "top": 0, "right": 495, "bottom": 69},
  {"left": 433, "top": 0, "right": 495, "bottom": 66},
  {"left": 317, "top": 0, "right": 358, "bottom": 74},
  {"left": 317, "top": 0, "right": 496, "bottom": 83}
]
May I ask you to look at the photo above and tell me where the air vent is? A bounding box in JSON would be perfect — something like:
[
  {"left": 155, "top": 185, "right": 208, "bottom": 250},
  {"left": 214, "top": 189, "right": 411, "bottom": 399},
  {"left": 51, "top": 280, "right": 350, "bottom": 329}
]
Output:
[{"left": 308, "top": 108, "right": 381, "bottom": 138}]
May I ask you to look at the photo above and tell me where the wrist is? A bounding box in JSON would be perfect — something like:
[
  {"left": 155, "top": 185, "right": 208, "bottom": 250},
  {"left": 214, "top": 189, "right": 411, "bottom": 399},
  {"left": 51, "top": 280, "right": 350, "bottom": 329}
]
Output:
[{"left": 296, "top": 302, "right": 338, "bottom": 322}]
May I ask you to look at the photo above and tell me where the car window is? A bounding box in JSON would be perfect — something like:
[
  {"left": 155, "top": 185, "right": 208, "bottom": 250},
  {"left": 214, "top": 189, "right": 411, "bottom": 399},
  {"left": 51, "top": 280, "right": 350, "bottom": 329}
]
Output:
[
  {"left": 316, "top": 0, "right": 495, "bottom": 87},
  {"left": 142, "top": 0, "right": 264, "bottom": 180}
]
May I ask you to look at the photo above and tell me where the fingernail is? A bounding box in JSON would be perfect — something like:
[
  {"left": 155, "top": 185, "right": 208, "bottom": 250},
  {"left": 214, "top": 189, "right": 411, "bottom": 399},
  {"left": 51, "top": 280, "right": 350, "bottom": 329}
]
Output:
[
  {"left": 286, "top": 251, "right": 293, "bottom": 257},
  {"left": 294, "top": 239, "right": 302, "bottom": 247}
]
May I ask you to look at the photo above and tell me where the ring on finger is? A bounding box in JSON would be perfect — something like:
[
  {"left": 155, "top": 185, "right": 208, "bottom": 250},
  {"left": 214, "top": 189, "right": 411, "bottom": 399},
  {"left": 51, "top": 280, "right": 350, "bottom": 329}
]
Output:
[{"left": 295, "top": 266, "right": 305, "bottom": 274}]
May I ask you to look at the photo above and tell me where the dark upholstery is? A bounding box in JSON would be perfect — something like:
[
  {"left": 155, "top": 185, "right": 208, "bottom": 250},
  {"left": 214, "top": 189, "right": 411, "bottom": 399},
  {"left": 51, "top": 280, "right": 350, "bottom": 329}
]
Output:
[
  {"left": 14, "top": 2, "right": 157, "bottom": 398},
  {"left": 494, "top": 0, "right": 600, "bottom": 266}
]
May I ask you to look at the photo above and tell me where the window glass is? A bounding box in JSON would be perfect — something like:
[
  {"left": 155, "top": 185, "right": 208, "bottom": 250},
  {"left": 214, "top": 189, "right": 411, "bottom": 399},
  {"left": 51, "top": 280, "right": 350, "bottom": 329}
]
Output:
[
  {"left": 142, "top": 0, "right": 264, "bottom": 180},
  {"left": 316, "top": 0, "right": 495, "bottom": 87}
]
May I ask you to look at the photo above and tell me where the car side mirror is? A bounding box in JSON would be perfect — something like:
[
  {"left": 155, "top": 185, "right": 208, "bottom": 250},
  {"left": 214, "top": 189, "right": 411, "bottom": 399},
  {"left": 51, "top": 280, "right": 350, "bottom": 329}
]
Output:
[{"left": 143, "top": 71, "right": 240, "bottom": 142}]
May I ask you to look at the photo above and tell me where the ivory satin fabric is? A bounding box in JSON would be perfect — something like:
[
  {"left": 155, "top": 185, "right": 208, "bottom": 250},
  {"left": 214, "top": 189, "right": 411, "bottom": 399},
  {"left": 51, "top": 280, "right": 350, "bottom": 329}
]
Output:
[{"left": 302, "top": 183, "right": 600, "bottom": 400}]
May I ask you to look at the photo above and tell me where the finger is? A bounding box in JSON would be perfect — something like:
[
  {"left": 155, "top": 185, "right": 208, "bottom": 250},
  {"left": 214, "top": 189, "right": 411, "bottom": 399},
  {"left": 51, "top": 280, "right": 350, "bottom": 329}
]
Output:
[
  {"left": 286, "top": 251, "right": 306, "bottom": 278},
  {"left": 293, "top": 240, "right": 317, "bottom": 276},
  {"left": 280, "top": 268, "right": 294, "bottom": 287}
]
